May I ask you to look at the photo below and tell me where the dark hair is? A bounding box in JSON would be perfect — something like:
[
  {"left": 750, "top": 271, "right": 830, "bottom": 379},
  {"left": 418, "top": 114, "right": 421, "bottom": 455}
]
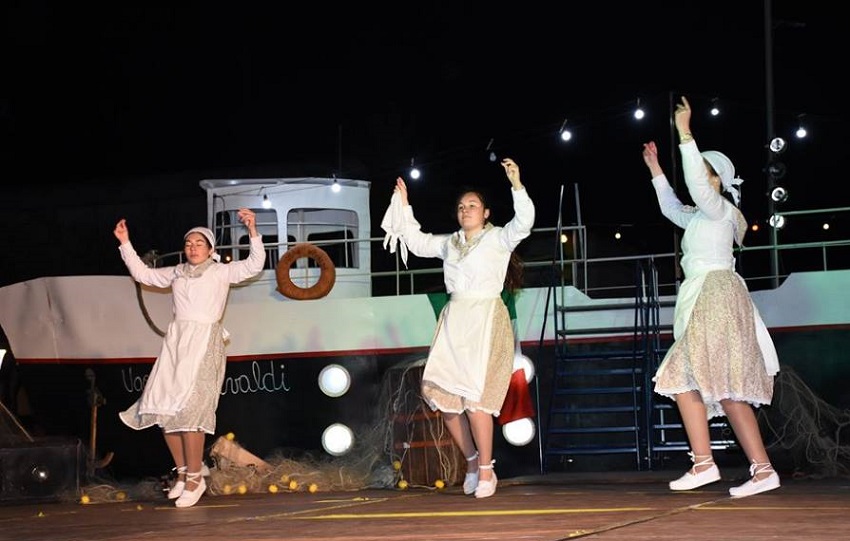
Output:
[
  {"left": 704, "top": 159, "right": 737, "bottom": 206},
  {"left": 455, "top": 187, "right": 525, "bottom": 293},
  {"left": 504, "top": 252, "right": 524, "bottom": 294}
]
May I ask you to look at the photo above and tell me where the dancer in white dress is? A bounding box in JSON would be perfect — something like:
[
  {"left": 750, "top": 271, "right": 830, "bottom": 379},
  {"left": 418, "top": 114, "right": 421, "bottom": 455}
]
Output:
[
  {"left": 114, "top": 208, "right": 265, "bottom": 507},
  {"left": 389, "top": 158, "right": 535, "bottom": 498},
  {"left": 644, "top": 96, "right": 780, "bottom": 498}
]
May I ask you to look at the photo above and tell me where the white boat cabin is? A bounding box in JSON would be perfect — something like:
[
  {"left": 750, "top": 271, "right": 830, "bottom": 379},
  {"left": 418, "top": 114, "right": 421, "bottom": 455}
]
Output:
[{"left": 200, "top": 177, "right": 372, "bottom": 300}]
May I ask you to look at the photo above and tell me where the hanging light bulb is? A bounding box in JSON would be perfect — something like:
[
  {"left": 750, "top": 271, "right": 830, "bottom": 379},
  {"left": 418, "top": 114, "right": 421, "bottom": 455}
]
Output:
[
  {"left": 262, "top": 194, "right": 272, "bottom": 209},
  {"left": 633, "top": 98, "right": 645, "bottom": 120},
  {"left": 485, "top": 138, "right": 497, "bottom": 162},
  {"left": 710, "top": 97, "right": 720, "bottom": 117},
  {"left": 795, "top": 114, "right": 808, "bottom": 139},
  {"left": 409, "top": 158, "right": 420, "bottom": 180},
  {"left": 558, "top": 118, "right": 572, "bottom": 142},
  {"left": 331, "top": 175, "right": 341, "bottom": 193}
]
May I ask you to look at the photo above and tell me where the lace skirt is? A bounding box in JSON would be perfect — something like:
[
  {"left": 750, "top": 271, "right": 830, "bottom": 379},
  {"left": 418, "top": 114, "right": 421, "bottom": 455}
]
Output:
[
  {"left": 653, "top": 270, "right": 774, "bottom": 419},
  {"left": 119, "top": 324, "right": 226, "bottom": 434},
  {"left": 421, "top": 299, "right": 514, "bottom": 416}
]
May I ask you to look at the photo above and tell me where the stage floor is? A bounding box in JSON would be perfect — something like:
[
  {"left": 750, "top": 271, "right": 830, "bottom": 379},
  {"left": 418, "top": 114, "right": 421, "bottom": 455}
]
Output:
[{"left": 2, "top": 469, "right": 849, "bottom": 541}]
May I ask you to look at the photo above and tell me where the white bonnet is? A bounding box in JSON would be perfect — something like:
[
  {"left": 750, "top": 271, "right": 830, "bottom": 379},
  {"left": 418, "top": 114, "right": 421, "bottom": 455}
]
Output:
[
  {"left": 701, "top": 150, "right": 744, "bottom": 206},
  {"left": 184, "top": 227, "right": 220, "bottom": 261},
  {"left": 184, "top": 226, "right": 215, "bottom": 249}
]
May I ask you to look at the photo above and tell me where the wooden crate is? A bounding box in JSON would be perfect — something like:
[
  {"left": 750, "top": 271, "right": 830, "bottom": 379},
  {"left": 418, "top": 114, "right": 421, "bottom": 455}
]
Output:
[{"left": 388, "top": 364, "right": 465, "bottom": 488}]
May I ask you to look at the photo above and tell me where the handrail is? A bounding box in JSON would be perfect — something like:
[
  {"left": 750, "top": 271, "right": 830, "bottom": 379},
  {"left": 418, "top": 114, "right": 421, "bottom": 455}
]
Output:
[{"left": 150, "top": 225, "right": 850, "bottom": 299}]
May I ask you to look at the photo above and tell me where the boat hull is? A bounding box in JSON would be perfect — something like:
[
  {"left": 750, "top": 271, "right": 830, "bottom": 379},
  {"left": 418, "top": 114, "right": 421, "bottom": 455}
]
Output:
[{"left": 2, "top": 270, "right": 849, "bottom": 478}]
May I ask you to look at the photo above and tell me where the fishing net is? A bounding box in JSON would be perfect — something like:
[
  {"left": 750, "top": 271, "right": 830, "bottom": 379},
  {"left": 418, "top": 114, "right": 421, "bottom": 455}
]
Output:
[{"left": 760, "top": 365, "right": 850, "bottom": 478}]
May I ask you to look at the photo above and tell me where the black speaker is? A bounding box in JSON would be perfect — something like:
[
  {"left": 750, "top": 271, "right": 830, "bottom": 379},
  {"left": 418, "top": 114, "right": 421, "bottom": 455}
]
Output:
[{"left": 0, "top": 438, "right": 81, "bottom": 504}]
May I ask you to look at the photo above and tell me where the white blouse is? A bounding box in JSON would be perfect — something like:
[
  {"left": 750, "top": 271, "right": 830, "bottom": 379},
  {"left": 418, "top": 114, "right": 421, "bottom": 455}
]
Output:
[{"left": 118, "top": 236, "right": 266, "bottom": 415}]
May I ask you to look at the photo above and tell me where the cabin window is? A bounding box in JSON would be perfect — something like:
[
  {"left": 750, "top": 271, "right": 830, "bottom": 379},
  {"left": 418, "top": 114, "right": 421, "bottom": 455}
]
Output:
[
  {"left": 214, "top": 208, "right": 279, "bottom": 268},
  {"left": 286, "top": 208, "right": 359, "bottom": 269}
]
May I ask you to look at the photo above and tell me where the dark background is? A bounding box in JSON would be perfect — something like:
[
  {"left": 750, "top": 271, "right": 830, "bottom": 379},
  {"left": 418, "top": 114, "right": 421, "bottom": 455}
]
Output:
[{"left": 0, "top": 1, "right": 843, "bottom": 287}]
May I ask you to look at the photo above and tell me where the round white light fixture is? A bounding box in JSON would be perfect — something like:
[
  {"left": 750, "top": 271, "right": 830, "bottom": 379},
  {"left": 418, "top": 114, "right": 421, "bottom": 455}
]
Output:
[
  {"left": 513, "top": 354, "right": 535, "bottom": 383},
  {"left": 318, "top": 364, "right": 351, "bottom": 398},
  {"left": 502, "top": 418, "right": 536, "bottom": 446},
  {"left": 321, "top": 423, "right": 354, "bottom": 456},
  {"left": 770, "top": 186, "right": 788, "bottom": 203},
  {"left": 769, "top": 214, "right": 786, "bottom": 230},
  {"left": 769, "top": 137, "right": 787, "bottom": 154}
]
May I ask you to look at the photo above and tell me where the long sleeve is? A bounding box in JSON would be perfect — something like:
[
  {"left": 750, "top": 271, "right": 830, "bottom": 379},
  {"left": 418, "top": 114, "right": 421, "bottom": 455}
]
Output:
[
  {"left": 398, "top": 206, "right": 450, "bottom": 260},
  {"left": 498, "top": 187, "right": 535, "bottom": 250},
  {"left": 680, "top": 140, "right": 726, "bottom": 221},
  {"left": 651, "top": 174, "right": 694, "bottom": 230},
  {"left": 119, "top": 242, "right": 178, "bottom": 288},
  {"left": 224, "top": 235, "right": 266, "bottom": 283}
]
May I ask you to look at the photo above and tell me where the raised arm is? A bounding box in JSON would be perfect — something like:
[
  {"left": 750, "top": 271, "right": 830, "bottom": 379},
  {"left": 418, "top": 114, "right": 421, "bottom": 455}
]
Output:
[
  {"left": 498, "top": 158, "right": 535, "bottom": 248},
  {"left": 644, "top": 141, "right": 693, "bottom": 230}
]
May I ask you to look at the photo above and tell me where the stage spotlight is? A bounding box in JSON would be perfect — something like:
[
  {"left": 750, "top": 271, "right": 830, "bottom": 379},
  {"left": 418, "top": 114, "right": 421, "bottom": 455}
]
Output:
[
  {"left": 513, "top": 354, "right": 535, "bottom": 383},
  {"left": 769, "top": 214, "right": 786, "bottom": 229},
  {"left": 767, "top": 162, "right": 786, "bottom": 180},
  {"left": 769, "top": 137, "right": 787, "bottom": 154},
  {"left": 321, "top": 423, "right": 354, "bottom": 456},
  {"left": 318, "top": 364, "right": 351, "bottom": 398},
  {"left": 502, "top": 418, "right": 536, "bottom": 446},
  {"left": 770, "top": 186, "right": 789, "bottom": 203}
]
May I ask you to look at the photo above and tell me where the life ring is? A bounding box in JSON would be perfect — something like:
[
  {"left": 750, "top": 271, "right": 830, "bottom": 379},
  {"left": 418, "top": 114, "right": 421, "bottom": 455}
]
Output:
[{"left": 276, "top": 243, "right": 336, "bottom": 300}]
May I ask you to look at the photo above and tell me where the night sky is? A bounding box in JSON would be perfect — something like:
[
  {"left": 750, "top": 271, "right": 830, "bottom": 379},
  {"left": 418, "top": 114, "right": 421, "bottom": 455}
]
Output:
[{"left": 0, "top": 2, "right": 843, "bottom": 287}]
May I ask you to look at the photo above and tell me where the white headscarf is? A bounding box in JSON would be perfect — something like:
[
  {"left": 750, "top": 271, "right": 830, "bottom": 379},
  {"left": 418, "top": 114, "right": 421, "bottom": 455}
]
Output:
[
  {"left": 701, "top": 150, "right": 744, "bottom": 206},
  {"left": 184, "top": 226, "right": 221, "bottom": 262}
]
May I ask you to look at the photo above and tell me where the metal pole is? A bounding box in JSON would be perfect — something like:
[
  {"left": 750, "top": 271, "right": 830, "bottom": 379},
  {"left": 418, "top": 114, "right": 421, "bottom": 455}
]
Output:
[
  {"left": 668, "top": 91, "right": 682, "bottom": 288},
  {"left": 765, "top": 0, "right": 780, "bottom": 288}
]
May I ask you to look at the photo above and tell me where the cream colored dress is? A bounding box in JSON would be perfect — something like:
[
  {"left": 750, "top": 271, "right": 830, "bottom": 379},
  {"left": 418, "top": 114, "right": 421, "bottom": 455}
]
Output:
[
  {"left": 651, "top": 141, "right": 779, "bottom": 419},
  {"left": 399, "top": 188, "right": 535, "bottom": 415},
  {"left": 118, "top": 236, "right": 265, "bottom": 433}
]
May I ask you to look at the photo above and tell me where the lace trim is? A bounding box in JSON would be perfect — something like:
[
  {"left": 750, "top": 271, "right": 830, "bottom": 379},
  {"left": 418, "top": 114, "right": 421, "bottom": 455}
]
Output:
[
  {"left": 450, "top": 223, "right": 494, "bottom": 260},
  {"left": 180, "top": 257, "right": 216, "bottom": 279}
]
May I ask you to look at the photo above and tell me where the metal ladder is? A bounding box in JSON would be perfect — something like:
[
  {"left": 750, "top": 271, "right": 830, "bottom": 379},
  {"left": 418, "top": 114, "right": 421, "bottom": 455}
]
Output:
[
  {"left": 641, "top": 259, "right": 736, "bottom": 468},
  {"left": 542, "top": 260, "right": 653, "bottom": 472}
]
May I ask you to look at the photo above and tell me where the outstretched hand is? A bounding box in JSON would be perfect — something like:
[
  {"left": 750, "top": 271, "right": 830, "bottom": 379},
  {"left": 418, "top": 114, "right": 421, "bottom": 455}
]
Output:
[
  {"left": 642, "top": 141, "right": 658, "bottom": 168},
  {"left": 237, "top": 207, "right": 259, "bottom": 237},
  {"left": 642, "top": 141, "right": 664, "bottom": 178},
  {"left": 501, "top": 158, "right": 522, "bottom": 189},
  {"left": 114, "top": 218, "right": 130, "bottom": 244},
  {"left": 674, "top": 96, "right": 692, "bottom": 135},
  {"left": 394, "top": 177, "right": 409, "bottom": 206}
]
